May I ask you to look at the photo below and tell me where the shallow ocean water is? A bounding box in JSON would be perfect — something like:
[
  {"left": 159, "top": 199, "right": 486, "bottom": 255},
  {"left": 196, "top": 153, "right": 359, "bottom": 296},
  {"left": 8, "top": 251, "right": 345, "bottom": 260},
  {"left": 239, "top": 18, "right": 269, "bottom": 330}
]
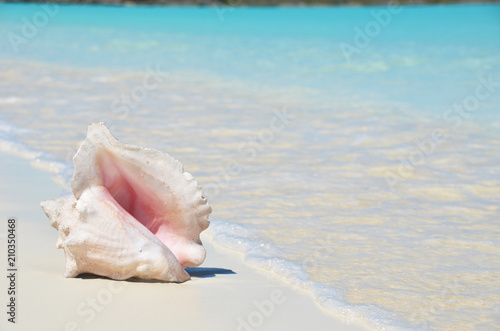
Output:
[{"left": 1, "top": 3, "right": 499, "bottom": 330}]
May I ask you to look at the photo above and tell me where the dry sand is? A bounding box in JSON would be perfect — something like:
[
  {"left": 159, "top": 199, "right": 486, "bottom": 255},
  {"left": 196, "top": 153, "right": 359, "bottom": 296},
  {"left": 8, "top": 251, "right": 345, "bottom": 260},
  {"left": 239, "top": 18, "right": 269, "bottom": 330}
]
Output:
[{"left": 0, "top": 154, "right": 370, "bottom": 331}]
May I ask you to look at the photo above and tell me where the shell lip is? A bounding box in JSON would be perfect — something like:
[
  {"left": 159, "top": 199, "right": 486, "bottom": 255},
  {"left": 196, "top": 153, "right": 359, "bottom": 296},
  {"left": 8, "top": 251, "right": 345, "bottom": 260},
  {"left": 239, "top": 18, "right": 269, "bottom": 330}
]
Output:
[
  {"left": 92, "top": 148, "right": 209, "bottom": 268},
  {"left": 75, "top": 124, "right": 211, "bottom": 269}
]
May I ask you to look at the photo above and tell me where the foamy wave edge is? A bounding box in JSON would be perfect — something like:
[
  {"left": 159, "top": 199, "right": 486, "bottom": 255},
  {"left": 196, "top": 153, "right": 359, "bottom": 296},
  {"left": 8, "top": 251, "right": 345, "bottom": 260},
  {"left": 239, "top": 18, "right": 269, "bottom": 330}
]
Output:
[
  {"left": 0, "top": 119, "right": 73, "bottom": 192},
  {"left": 206, "top": 220, "right": 417, "bottom": 331}
]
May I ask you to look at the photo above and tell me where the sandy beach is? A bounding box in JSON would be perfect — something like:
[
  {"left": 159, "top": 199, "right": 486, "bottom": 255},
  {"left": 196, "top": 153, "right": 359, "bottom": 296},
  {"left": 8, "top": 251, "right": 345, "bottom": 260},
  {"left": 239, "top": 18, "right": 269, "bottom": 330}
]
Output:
[{"left": 0, "top": 153, "right": 370, "bottom": 331}]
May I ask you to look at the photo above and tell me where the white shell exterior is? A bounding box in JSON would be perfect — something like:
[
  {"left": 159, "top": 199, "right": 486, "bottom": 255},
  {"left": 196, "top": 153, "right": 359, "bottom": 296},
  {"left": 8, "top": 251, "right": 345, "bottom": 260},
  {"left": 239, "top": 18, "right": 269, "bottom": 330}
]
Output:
[{"left": 41, "top": 123, "right": 211, "bottom": 282}]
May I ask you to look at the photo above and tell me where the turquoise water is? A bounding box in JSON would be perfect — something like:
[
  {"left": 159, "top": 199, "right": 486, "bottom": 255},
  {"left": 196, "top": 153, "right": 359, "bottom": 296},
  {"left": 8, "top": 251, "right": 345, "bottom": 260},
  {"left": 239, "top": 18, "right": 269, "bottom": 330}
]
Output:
[{"left": 1, "top": 3, "right": 499, "bottom": 330}]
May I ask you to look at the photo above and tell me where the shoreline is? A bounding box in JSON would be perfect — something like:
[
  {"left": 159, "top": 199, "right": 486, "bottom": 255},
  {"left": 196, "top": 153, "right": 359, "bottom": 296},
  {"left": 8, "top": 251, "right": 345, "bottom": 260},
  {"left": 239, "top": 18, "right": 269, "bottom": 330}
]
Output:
[{"left": 0, "top": 152, "right": 372, "bottom": 330}]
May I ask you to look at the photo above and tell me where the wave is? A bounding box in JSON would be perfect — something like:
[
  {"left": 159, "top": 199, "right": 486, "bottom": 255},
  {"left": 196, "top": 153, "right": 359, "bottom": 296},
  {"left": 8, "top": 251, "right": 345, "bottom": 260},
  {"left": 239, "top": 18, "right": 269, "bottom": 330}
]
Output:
[
  {"left": 207, "top": 219, "right": 414, "bottom": 330},
  {"left": 0, "top": 118, "right": 73, "bottom": 191}
]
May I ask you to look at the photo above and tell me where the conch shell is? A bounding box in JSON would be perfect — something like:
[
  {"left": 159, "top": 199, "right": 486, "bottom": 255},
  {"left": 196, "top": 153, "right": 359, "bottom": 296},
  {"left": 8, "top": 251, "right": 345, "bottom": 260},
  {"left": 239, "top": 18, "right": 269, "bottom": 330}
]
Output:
[{"left": 41, "top": 123, "right": 211, "bottom": 282}]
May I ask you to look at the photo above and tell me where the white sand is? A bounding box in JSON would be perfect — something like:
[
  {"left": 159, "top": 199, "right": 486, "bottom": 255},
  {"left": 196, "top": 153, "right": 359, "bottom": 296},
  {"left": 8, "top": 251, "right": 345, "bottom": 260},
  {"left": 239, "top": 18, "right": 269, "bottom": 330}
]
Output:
[{"left": 0, "top": 154, "right": 370, "bottom": 331}]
